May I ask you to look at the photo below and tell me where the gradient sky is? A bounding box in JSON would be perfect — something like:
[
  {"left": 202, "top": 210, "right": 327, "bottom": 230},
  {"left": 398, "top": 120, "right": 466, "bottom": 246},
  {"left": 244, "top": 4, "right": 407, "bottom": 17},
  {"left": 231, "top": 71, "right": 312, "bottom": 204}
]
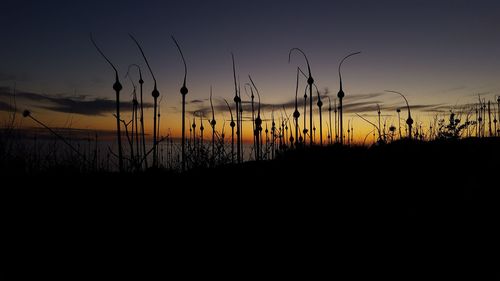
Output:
[{"left": 1, "top": 0, "right": 499, "bottom": 141}]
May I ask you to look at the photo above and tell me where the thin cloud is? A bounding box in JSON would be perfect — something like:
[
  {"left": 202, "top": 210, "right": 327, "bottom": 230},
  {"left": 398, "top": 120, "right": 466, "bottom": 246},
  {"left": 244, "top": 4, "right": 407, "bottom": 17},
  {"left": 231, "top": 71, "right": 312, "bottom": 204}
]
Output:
[
  {"left": 381, "top": 103, "right": 450, "bottom": 113},
  {"left": 0, "top": 101, "right": 16, "bottom": 112},
  {"left": 0, "top": 87, "right": 153, "bottom": 116},
  {"left": 188, "top": 99, "right": 205, "bottom": 104},
  {"left": 192, "top": 91, "right": 389, "bottom": 116},
  {"left": 343, "top": 92, "right": 385, "bottom": 102}
]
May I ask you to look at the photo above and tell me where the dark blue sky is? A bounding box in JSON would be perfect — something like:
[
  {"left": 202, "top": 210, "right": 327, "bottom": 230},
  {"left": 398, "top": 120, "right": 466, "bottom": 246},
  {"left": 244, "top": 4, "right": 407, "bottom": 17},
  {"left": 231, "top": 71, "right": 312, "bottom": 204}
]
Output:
[{"left": 1, "top": 0, "right": 499, "bottom": 133}]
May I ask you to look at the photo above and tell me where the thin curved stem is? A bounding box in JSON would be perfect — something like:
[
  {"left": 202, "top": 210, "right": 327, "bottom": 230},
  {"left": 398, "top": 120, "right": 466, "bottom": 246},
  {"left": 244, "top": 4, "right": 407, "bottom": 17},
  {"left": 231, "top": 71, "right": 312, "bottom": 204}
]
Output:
[
  {"left": 172, "top": 37, "right": 189, "bottom": 171},
  {"left": 129, "top": 33, "right": 160, "bottom": 167},
  {"left": 90, "top": 33, "right": 123, "bottom": 171},
  {"left": 339, "top": 52, "right": 361, "bottom": 91},
  {"left": 290, "top": 49, "right": 314, "bottom": 146},
  {"left": 210, "top": 86, "right": 216, "bottom": 164},
  {"left": 172, "top": 36, "right": 187, "bottom": 87},
  {"left": 224, "top": 98, "right": 235, "bottom": 163},
  {"left": 337, "top": 51, "right": 361, "bottom": 145},
  {"left": 249, "top": 75, "right": 262, "bottom": 160},
  {"left": 356, "top": 113, "right": 380, "bottom": 131},
  {"left": 328, "top": 96, "right": 332, "bottom": 145},
  {"left": 90, "top": 34, "right": 118, "bottom": 76},
  {"left": 385, "top": 90, "right": 413, "bottom": 139},
  {"left": 289, "top": 48, "right": 312, "bottom": 78},
  {"left": 231, "top": 53, "right": 241, "bottom": 163},
  {"left": 385, "top": 90, "right": 411, "bottom": 118},
  {"left": 248, "top": 75, "right": 261, "bottom": 116},
  {"left": 129, "top": 34, "right": 157, "bottom": 87}
]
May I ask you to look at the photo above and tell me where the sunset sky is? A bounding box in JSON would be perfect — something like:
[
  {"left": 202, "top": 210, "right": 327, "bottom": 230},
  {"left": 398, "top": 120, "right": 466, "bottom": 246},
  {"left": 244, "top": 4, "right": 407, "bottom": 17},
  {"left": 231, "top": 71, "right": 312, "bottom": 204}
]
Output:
[{"left": 1, "top": 0, "right": 499, "bottom": 142}]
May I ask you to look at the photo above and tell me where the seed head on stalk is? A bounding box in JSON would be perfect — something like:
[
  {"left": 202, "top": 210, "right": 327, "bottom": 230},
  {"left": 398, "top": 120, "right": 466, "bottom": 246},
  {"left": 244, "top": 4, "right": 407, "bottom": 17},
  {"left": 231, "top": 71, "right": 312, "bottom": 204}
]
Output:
[
  {"left": 297, "top": 67, "right": 324, "bottom": 146},
  {"left": 327, "top": 96, "right": 333, "bottom": 145},
  {"left": 126, "top": 63, "right": 147, "bottom": 168},
  {"left": 129, "top": 34, "right": 160, "bottom": 168},
  {"left": 23, "top": 110, "right": 90, "bottom": 167},
  {"left": 172, "top": 36, "right": 188, "bottom": 171},
  {"left": 292, "top": 67, "right": 301, "bottom": 148},
  {"left": 224, "top": 98, "right": 235, "bottom": 163},
  {"left": 231, "top": 53, "right": 242, "bottom": 163},
  {"left": 289, "top": 48, "right": 314, "bottom": 146},
  {"left": 385, "top": 90, "right": 413, "bottom": 139},
  {"left": 209, "top": 86, "right": 217, "bottom": 164},
  {"left": 249, "top": 75, "right": 262, "bottom": 161},
  {"left": 245, "top": 83, "right": 257, "bottom": 158},
  {"left": 337, "top": 52, "right": 361, "bottom": 145},
  {"left": 125, "top": 65, "right": 140, "bottom": 166},
  {"left": 90, "top": 33, "right": 124, "bottom": 172}
]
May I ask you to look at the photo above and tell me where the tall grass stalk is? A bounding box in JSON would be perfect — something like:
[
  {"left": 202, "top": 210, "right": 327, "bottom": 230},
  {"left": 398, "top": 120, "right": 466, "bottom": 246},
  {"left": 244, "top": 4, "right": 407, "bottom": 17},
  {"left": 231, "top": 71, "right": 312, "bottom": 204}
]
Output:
[
  {"left": 289, "top": 48, "right": 314, "bottom": 146},
  {"left": 90, "top": 34, "right": 124, "bottom": 172},
  {"left": 224, "top": 99, "right": 235, "bottom": 163},
  {"left": 231, "top": 53, "right": 242, "bottom": 163},
  {"left": 172, "top": 36, "right": 188, "bottom": 171},
  {"left": 292, "top": 67, "right": 301, "bottom": 148},
  {"left": 129, "top": 34, "right": 160, "bottom": 168},
  {"left": 23, "top": 110, "right": 89, "bottom": 166},
  {"left": 386, "top": 90, "right": 413, "bottom": 139},
  {"left": 337, "top": 52, "right": 361, "bottom": 145},
  {"left": 125, "top": 64, "right": 141, "bottom": 166},
  {"left": 209, "top": 86, "right": 216, "bottom": 164},
  {"left": 249, "top": 75, "right": 262, "bottom": 161}
]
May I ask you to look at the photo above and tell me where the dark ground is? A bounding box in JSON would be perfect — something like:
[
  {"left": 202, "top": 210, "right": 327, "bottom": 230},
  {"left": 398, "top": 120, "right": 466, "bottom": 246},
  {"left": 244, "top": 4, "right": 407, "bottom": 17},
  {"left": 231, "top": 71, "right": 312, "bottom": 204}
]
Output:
[{"left": 6, "top": 138, "right": 499, "bottom": 279}]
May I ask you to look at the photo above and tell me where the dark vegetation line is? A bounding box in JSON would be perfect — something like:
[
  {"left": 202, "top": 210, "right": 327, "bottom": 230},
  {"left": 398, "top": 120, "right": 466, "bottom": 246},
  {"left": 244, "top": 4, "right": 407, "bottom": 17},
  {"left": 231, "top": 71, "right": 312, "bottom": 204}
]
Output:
[{"left": 2, "top": 37, "right": 497, "bottom": 174}]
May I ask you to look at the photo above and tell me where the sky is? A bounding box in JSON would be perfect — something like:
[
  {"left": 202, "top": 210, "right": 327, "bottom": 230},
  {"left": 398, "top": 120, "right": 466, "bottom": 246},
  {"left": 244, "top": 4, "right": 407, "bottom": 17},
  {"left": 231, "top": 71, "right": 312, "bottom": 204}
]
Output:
[{"left": 1, "top": 0, "right": 499, "bottom": 141}]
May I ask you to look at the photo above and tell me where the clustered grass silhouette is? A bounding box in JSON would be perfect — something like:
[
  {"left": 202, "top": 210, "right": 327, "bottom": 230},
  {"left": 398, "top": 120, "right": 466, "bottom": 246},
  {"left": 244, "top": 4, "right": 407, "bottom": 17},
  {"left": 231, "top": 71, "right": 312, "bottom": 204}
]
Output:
[{"left": 3, "top": 36, "right": 497, "bottom": 174}]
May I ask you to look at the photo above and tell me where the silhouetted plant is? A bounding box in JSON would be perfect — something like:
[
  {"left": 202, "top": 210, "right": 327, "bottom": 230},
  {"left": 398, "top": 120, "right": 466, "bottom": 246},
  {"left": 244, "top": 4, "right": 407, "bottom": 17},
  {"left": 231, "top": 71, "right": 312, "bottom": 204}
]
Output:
[
  {"left": 316, "top": 86, "right": 323, "bottom": 146},
  {"left": 231, "top": 53, "right": 242, "bottom": 163},
  {"left": 245, "top": 83, "right": 257, "bottom": 159},
  {"left": 334, "top": 98, "right": 338, "bottom": 143},
  {"left": 350, "top": 120, "right": 354, "bottom": 145},
  {"left": 271, "top": 108, "right": 276, "bottom": 159},
  {"left": 172, "top": 36, "right": 188, "bottom": 171},
  {"left": 303, "top": 84, "right": 308, "bottom": 144},
  {"left": 199, "top": 115, "right": 204, "bottom": 149},
  {"left": 125, "top": 64, "right": 141, "bottom": 167},
  {"left": 356, "top": 113, "right": 383, "bottom": 145},
  {"left": 377, "top": 104, "right": 382, "bottom": 142},
  {"left": 487, "top": 101, "right": 492, "bottom": 137},
  {"left": 249, "top": 75, "right": 262, "bottom": 161},
  {"left": 224, "top": 99, "right": 235, "bottom": 163},
  {"left": 327, "top": 96, "right": 332, "bottom": 145},
  {"left": 337, "top": 52, "right": 361, "bottom": 145},
  {"left": 90, "top": 34, "right": 124, "bottom": 172},
  {"left": 389, "top": 125, "right": 396, "bottom": 142},
  {"left": 23, "top": 110, "right": 89, "bottom": 166},
  {"left": 157, "top": 96, "right": 163, "bottom": 162},
  {"left": 117, "top": 116, "right": 134, "bottom": 169},
  {"left": 292, "top": 67, "right": 301, "bottom": 148},
  {"left": 396, "top": 108, "right": 402, "bottom": 139},
  {"left": 386, "top": 90, "right": 413, "bottom": 139},
  {"left": 192, "top": 116, "right": 197, "bottom": 149},
  {"left": 209, "top": 86, "right": 216, "bottom": 164},
  {"left": 289, "top": 48, "right": 314, "bottom": 146},
  {"left": 494, "top": 112, "right": 498, "bottom": 137},
  {"left": 497, "top": 96, "right": 500, "bottom": 136},
  {"left": 298, "top": 66, "right": 324, "bottom": 146},
  {"left": 437, "top": 111, "right": 474, "bottom": 140},
  {"left": 129, "top": 34, "right": 160, "bottom": 168}
]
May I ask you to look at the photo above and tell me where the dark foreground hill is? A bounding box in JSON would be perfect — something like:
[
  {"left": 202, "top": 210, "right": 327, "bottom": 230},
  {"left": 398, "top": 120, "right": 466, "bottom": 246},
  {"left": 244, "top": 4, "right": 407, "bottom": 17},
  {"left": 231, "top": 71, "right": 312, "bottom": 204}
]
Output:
[
  {"left": 17, "top": 138, "right": 499, "bottom": 218},
  {"left": 8, "top": 138, "right": 499, "bottom": 279}
]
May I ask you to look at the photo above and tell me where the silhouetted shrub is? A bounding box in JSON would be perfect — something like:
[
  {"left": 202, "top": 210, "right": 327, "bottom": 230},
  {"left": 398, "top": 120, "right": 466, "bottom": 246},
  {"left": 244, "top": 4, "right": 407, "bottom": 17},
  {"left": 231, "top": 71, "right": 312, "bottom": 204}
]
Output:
[{"left": 437, "top": 111, "right": 474, "bottom": 140}]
